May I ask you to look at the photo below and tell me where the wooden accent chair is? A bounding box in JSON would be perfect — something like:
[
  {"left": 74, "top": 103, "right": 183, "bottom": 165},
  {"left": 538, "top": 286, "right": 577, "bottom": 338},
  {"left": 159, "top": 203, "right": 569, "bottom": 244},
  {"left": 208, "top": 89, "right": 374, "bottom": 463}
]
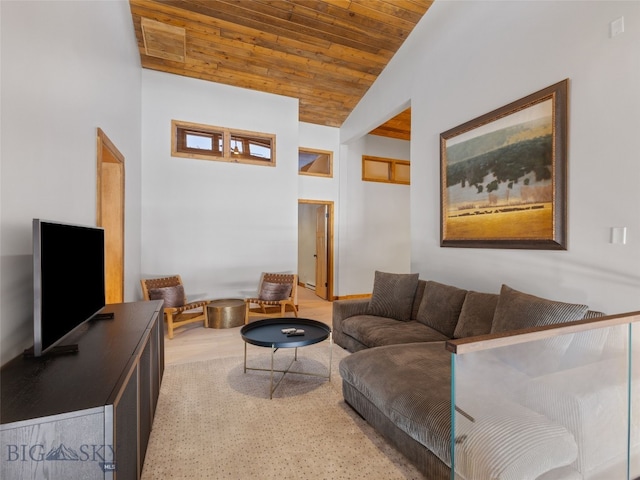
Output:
[
  {"left": 140, "top": 275, "right": 210, "bottom": 339},
  {"left": 245, "top": 273, "right": 299, "bottom": 323}
]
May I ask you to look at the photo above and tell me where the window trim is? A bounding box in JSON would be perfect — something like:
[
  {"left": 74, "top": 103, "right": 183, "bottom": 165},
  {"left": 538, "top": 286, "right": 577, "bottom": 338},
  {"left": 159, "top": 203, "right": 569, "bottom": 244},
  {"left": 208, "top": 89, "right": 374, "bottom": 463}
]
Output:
[
  {"left": 362, "top": 155, "right": 410, "bottom": 185},
  {"left": 298, "top": 147, "right": 333, "bottom": 178},
  {"left": 176, "top": 126, "right": 224, "bottom": 157},
  {"left": 171, "top": 120, "right": 276, "bottom": 167}
]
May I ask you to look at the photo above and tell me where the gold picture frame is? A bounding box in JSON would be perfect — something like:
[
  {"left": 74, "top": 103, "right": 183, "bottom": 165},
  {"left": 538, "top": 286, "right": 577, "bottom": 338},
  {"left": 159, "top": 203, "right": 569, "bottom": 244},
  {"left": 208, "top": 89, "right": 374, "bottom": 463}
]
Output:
[{"left": 440, "top": 79, "right": 568, "bottom": 250}]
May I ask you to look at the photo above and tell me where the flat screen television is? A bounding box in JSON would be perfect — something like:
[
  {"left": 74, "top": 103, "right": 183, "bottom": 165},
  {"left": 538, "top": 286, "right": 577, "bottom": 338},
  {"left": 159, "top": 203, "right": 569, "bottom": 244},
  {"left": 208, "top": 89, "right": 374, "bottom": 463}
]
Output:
[{"left": 32, "top": 219, "right": 106, "bottom": 357}]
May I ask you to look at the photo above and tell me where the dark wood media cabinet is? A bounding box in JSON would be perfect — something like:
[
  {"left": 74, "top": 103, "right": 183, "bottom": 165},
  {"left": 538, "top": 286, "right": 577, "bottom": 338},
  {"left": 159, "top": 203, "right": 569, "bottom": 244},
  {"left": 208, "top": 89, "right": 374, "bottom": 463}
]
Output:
[{"left": 0, "top": 300, "right": 164, "bottom": 479}]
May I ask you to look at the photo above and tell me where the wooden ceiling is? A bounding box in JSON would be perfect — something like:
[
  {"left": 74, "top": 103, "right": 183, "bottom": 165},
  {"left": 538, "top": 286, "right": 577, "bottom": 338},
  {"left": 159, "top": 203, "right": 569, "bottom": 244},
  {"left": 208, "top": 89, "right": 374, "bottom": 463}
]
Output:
[
  {"left": 129, "top": 0, "right": 430, "bottom": 138},
  {"left": 369, "top": 107, "right": 411, "bottom": 140}
]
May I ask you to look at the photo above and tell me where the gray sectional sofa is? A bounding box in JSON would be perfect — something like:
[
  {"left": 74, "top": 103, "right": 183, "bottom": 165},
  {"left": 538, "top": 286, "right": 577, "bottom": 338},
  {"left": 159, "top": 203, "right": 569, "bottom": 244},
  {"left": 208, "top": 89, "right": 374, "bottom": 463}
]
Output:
[{"left": 336, "top": 271, "right": 616, "bottom": 480}]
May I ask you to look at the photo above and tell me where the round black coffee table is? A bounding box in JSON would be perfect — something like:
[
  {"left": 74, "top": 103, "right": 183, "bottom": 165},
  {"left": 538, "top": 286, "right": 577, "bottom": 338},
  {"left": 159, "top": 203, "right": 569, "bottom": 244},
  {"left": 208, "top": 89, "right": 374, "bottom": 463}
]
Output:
[{"left": 240, "top": 318, "right": 332, "bottom": 398}]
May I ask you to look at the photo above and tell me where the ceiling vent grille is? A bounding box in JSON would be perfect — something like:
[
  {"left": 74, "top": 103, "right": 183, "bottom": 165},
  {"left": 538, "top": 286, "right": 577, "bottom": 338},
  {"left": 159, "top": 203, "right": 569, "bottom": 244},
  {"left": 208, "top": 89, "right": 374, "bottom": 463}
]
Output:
[{"left": 141, "top": 18, "right": 186, "bottom": 63}]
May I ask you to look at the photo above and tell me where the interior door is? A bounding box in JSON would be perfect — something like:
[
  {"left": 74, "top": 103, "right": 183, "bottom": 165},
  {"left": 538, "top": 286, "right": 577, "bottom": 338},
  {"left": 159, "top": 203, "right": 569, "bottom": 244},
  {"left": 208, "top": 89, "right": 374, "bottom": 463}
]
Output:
[
  {"left": 96, "top": 128, "right": 125, "bottom": 304},
  {"left": 315, "top": 205, "right": 328, "bottom": 300}
]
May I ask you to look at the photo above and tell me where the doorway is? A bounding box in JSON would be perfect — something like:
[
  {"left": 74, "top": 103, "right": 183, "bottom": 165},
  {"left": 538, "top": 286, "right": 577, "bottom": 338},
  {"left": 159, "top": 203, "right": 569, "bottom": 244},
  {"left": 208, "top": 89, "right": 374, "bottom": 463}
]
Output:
[
  {"left": 96, "top": 128, "right": 125, "bottom": 304},
  {"left": 298, "top": 200, "right": 334, "bottom": 300}
]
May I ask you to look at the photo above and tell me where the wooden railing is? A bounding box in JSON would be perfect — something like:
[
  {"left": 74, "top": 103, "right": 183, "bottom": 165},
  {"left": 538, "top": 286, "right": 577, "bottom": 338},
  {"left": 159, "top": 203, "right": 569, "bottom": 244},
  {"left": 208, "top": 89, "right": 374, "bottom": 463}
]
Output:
[{"left": 446, "top": 310, "right": 640, "bottom": 355}]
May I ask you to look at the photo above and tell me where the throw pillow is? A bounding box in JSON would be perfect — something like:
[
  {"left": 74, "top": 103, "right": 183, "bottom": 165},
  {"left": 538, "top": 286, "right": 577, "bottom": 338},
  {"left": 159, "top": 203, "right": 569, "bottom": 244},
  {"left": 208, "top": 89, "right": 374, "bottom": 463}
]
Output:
[
  {"left": 259, "top": 281, "right": 292, "bottom": 301},
  {"left": 148, "top": 285, "right": 186, "bottom": 308},
  {"left": 410, "top": 280, "right": 427, "bottom": 321},
  {"left": 416, "top": 281, "right": 468, "bottom": 337},
  {"left": 367, "top": 271, "right": 419, "bottom": 322},
  {"left": 490, "top": 285, "right": 589, "bottom": 376},
  {"left": 453, "top": 291, "right": 499, "bottom": 339},
  {"left": 491, "top": 284, "right": 589, "bottom": 334}
]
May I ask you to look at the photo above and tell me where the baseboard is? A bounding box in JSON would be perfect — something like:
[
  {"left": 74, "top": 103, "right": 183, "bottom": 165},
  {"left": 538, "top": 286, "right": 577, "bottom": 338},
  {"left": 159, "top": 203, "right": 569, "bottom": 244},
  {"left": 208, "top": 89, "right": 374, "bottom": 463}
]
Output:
[{"left": 336, "top": 294, "right": 372, "bottom": 301}]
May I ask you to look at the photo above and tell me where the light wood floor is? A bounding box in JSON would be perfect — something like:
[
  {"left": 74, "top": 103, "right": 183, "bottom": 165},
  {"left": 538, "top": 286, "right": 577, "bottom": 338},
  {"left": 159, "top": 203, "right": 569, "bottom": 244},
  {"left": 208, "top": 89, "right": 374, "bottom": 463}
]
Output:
[{"left": 163, "top": 287, "right": 333, "bottom": 366}]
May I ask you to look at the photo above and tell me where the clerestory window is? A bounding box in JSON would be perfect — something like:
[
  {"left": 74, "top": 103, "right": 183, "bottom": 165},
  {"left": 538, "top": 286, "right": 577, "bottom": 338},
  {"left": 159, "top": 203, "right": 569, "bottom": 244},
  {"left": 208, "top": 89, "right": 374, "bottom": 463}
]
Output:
[
  {"left": 362, "top": 155, "right": 410, "bottom": 184},
  {"left": 172, "top": 120, "right": 275, "bottom": 166},
  {"left": 298, "top": 148, "right": 333, "bottom": 178}
]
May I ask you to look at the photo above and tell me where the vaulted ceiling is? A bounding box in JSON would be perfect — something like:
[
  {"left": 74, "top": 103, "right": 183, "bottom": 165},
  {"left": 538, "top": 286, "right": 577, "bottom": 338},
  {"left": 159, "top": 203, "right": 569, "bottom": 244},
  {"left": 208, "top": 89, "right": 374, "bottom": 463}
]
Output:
[{"left": 129, "top": 0, "right": 432, "bottom": 139}]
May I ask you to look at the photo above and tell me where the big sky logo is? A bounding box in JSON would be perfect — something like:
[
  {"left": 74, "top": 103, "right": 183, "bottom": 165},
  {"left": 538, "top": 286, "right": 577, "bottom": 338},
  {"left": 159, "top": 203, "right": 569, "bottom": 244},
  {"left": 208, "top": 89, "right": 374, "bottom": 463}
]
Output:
[{"left": 5, "top": 443, "right": 116, "bottom": 472}]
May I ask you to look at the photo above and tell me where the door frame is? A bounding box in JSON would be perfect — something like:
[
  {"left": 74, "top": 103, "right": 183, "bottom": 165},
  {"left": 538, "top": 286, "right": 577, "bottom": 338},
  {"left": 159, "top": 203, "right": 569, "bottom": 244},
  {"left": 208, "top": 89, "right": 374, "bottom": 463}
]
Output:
[
  {"left": 298, "top": 199, "right": 334, "bottom": 300},
  {"left": 96, "top": 128, "right": 125, "bottom": 304}
]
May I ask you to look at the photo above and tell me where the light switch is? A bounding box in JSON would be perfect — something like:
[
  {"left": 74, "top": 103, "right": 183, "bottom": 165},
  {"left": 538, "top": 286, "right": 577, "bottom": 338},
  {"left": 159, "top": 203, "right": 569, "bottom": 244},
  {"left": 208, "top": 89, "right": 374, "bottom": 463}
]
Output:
[
  {"left": 611, "top": 16, "right": 624, "bottom": 38},
  {"left": 611, "top": 227, "right": 627, "bottom": 244}
]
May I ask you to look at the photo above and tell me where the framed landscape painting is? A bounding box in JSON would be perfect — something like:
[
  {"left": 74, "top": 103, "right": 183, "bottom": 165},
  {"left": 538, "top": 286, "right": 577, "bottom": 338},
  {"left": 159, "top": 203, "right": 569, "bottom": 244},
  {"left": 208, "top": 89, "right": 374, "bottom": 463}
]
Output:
[{"left": 440, "top": 79, "right": 568, "bottom": 249}]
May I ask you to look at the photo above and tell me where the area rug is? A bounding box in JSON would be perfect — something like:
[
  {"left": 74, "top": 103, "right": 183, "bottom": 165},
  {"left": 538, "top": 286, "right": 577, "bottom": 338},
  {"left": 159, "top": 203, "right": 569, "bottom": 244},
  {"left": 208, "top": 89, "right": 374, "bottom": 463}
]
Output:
[{"left": 141, "top": 343, "right": 425, "bottom": 479}]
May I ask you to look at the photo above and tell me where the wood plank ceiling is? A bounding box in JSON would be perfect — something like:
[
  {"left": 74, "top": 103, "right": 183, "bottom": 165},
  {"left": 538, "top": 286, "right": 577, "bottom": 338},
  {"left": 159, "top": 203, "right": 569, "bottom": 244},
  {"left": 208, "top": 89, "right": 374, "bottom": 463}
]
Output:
[{"left": 129, "top": 0, "right": 432, "bottom": 139}]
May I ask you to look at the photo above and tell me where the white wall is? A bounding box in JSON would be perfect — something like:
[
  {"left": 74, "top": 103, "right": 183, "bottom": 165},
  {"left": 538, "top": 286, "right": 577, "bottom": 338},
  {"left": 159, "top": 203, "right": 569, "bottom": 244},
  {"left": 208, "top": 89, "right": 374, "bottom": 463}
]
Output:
[
  {"left": 343, "top": 0, "right": 640, "bottom": 314},
  {"left": 140, "top": 75, "right": 413, "bottom": 300},
  {"left": 0, "top": 0, "right": 142, "bottom": 365},
  {"left": 337, "top": 134, "right": 411, "bottom": 295},
  {"left": 298, "top": 122, "right": 341, "bottom": 292},
  {"left": 141, "top": 70, "right": 299, "bottom": 299},
  {"left": 298, "top": 122, "right": 341, "bottom": 202}
]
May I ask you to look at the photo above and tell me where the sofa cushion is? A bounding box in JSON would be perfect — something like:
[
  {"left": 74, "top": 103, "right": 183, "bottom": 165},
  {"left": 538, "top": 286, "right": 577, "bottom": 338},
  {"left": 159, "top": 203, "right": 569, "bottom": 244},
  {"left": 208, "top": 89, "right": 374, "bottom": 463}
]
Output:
[
  {"left": 523, "top": 357, "right": 631, "bottom": 475},
  {"left": 367, "top": 271, "right": 419, "bottom": 322},
  {"left": 454, "top": 394, "right": 578, "bottom": 480},
  {"left": 491, "top": 284, "right": 588, "bottom": 334},
  {"left": 342, "top": 316, "right": 449, "bottom": 348},
  {"left": 339, "top": 342, "right": 453, "bottom": 464},
  {"left": 416, "top": 281, "right": 467, "bottom": 337},
  {"left": 453, "top": 291, "right": 499, "bottom": 339}
]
